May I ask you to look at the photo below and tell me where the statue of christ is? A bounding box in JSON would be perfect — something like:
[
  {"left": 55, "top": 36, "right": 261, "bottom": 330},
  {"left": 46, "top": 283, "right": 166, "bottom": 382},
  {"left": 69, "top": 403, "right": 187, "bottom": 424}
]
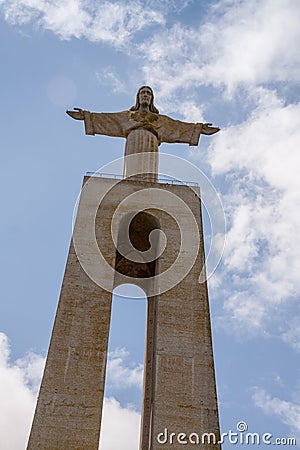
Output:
[{"left": 67, "top": 86, "right": 219, "bottom": 179}]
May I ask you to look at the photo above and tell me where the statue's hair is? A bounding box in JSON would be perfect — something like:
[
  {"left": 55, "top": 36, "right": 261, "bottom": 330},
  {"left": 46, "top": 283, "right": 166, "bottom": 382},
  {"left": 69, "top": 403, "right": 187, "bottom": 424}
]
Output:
[{"left": 130, "top": 86, "right": 159, "bottom": 114}]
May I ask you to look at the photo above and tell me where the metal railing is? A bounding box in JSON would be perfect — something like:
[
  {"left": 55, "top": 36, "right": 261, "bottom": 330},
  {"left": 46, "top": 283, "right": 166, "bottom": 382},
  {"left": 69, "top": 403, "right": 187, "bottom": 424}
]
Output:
[{"left": 85, "top": 172, "right": 199, "bottom": 187}]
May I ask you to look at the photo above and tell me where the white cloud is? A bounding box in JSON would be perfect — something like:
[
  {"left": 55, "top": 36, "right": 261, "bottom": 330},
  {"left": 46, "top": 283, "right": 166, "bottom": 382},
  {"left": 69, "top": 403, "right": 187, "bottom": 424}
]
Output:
[
  {"left": 0, "top": 334, "right": 142, "bottom": 450},
  {"left": 3, "top": 0, "right": 91, "bottom": 38},
  {"left": 99, "top": 397, "right": 140, "bottom": 450},
  {"left": 146, "top": 0, "right": 192, "bottom": 12},
  {"left": 207, "top": 88, "right": 300, "bottom": 338},
  {"left": 106, "top": 347, "right": 143, "bottom": 390},
  {"left": 175, "top": 100, "right": 206, "bottom": 122},
  {"left": 140, "top": 0, "right": 300, "bottom": 95},
  {"left": 86, "top": 2, "right": 164, "bottom": 47},
  {"left": 253, "top": 388, "right": 300, "bottom": 438},
  {"left": 209, "top": 88, "right": 300, "bottom": 188},
  {"left": 2, "top": 0, "right": 300, "bottom": 97},
  {"left": 3, "top": 0, "right": 299, "bottom": 106},
  {"left": 203, "top": 0, "right": 300, "bottom": 89},
  {"left": 1, "top": 0, "right": 165, "bottom": 46},
  {"left": 281, "top": 318, "right": 300, "bottom": 351},
  {"left": 0, "top": 332, "right": 44, "bottom": 450},
  {"left": 96, "top": 68, "right": 127, "bottom": 94}
]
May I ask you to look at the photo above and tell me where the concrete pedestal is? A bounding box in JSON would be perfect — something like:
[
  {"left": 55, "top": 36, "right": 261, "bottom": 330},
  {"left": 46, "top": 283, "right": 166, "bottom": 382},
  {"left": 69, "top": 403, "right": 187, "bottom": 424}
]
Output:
[{"left": 27, "top": 175, "right": 221, "bottom": 450}]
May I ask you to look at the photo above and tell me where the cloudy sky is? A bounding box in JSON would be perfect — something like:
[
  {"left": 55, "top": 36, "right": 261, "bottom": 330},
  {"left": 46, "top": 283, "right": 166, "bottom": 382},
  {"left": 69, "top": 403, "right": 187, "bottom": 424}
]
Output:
[{"left": 0, "top": 0, "right": 300, "bottom": 448}]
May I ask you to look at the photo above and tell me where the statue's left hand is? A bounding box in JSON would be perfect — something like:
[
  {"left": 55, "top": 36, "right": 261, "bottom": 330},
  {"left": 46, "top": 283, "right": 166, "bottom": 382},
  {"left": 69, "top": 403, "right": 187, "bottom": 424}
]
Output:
[
  {"left": 66, "top": 108, "right": 84, "bottom": 120},
  {"left": 201, "top": 123, "right": 220, "bottom": 135}
]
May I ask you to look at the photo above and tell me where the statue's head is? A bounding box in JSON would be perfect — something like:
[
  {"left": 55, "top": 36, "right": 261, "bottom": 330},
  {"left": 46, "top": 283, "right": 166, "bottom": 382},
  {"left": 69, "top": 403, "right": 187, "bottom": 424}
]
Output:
[{"left": 130, "top": 86, "right": 159, "bottom": 113}]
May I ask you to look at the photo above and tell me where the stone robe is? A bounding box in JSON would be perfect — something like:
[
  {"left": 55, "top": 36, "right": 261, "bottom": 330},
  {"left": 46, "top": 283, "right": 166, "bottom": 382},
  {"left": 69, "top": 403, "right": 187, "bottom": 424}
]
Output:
[{"left": 82, "top": 109, "right": 212, "bottom": 180}]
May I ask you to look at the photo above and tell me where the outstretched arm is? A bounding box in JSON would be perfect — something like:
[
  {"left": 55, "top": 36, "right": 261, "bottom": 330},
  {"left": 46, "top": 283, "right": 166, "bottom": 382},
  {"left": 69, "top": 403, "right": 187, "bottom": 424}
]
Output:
[
  {"left": 66, "top": 108, "right": 127, "bottom": 137},
  {"left": 159, "top": 114, "right": 220, "bottom": 146},
  {"left": 66, "top": 108, "right": 95, "bottom": 134}
]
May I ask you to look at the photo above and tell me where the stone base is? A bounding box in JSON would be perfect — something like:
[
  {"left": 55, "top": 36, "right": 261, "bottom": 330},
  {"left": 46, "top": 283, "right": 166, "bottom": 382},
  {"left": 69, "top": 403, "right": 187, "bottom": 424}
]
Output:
[{"left": 27, "top": 175, "right": 221, "bottom": 450}]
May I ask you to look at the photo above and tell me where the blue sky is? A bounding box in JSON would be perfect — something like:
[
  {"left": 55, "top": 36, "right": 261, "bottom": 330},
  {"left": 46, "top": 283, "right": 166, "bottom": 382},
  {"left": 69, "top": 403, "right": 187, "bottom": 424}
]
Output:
[{"left": 0, "top": 0, "right": 300, "bottom": 448}]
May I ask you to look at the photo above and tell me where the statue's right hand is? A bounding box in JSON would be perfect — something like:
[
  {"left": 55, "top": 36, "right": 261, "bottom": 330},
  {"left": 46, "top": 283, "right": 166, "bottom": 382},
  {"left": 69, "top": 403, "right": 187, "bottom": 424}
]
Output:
[{"left": 66, "top": 107, "right": 84, "bottom": 120}]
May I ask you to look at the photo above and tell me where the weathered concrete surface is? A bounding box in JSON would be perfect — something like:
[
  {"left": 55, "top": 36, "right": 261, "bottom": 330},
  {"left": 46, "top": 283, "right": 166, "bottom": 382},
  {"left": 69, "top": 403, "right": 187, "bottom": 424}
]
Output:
[{"left": 27, "top": 176, "right": 221, "bottom": 450}]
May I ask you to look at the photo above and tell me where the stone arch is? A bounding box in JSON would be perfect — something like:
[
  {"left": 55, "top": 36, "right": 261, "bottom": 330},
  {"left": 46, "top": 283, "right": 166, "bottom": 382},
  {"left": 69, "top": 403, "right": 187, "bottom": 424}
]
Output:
[{"left": 114, "top": 211, "right": 161, "bottom": 290}]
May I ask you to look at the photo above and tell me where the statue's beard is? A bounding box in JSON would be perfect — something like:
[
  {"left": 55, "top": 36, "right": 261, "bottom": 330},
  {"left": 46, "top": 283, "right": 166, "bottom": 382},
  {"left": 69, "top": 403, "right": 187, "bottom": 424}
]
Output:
[{"left": 140, "top": 100, "right": 150, "bottom": 110}]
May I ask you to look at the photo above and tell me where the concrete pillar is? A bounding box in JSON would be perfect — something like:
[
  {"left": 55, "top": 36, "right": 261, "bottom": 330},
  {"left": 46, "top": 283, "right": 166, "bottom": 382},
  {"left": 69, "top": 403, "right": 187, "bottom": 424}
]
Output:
[{"left": 27, "top": 176, "right": 221, "bottom": 450}]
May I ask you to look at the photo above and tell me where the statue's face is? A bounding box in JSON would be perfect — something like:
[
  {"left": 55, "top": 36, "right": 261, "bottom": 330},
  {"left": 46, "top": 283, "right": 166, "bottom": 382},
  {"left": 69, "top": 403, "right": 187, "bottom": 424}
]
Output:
[{"left": 138, "top": 87, "right": 153, "bottom": 109}]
